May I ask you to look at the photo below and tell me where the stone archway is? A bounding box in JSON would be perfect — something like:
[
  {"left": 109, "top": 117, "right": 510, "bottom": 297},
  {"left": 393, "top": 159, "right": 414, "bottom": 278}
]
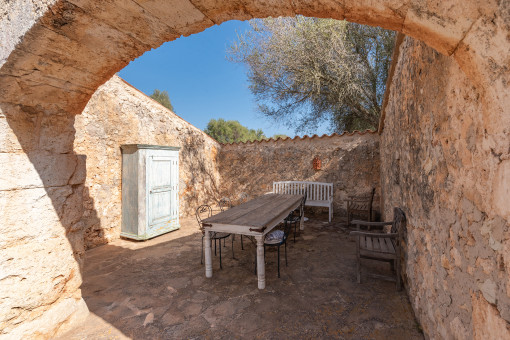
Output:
[
  {"left": 1, "top": 0, "right": 509, "bottom": 338},
  {"left": 1, "top": 0, "right": 506, "bottom": 115}
]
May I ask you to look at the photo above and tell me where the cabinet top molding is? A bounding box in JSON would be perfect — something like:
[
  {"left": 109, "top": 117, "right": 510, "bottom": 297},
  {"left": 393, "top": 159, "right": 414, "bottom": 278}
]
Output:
[{"left": 121, "top": 144, "right": 181, "bottom": 151}]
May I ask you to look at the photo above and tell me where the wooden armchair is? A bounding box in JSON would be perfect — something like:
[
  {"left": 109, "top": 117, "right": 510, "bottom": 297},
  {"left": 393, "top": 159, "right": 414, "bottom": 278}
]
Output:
[
  {"left": 350, "top": 207, "right": 406, "bottom": 290},
  {"left": 346, "top": 188, "right": 376, "bottom": 226}
]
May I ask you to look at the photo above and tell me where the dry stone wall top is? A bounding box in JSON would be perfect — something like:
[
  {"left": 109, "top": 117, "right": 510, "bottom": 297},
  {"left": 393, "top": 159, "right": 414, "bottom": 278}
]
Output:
[{"left": 219, "top": 131, "right": 381, "bottom": 217}]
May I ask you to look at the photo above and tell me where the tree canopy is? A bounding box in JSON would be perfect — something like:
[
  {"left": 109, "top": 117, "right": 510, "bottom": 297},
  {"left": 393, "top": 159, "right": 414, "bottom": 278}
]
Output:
[
  {"left": 204, "top": 119, "right": 266, "bottom": 144},
  {"left": 227, "top": 17, "right": 396, "bottom": 133},
  {"left": 150, "top": 89, "right": 175, "bottom": 112}
]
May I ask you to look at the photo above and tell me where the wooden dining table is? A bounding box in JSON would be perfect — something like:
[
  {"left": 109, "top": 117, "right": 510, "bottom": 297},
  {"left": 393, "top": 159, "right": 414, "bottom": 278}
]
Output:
[{"left": 201, "top": 193, "right": 303, "bottom": 289}]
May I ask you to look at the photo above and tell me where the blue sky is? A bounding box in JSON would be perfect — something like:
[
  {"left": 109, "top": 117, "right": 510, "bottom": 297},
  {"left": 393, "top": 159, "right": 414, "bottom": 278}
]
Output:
[{"left": 118, "top": 20, "right": 330, "bottom": 138}]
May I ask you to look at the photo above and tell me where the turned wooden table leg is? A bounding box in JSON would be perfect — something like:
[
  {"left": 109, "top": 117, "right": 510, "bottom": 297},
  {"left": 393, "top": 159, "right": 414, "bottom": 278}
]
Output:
[
  {"left": 204, "top": 230, "right": 213, "bottom": 278},
  {"left": 255, "top": 235, "right": 265, "bottom": 289}
]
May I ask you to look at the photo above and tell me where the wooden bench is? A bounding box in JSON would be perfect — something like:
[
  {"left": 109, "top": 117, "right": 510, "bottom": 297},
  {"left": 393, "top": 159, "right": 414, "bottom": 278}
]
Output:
[
  {"left": 273, "top": 181, "right": 333, "bottom": 222},
  {"left": 350, "top": 207, "right": 406, "bottom": 290}
]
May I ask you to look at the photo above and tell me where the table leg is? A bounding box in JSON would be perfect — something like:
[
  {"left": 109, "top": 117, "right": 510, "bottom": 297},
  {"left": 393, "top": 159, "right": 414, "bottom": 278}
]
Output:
[
  {"left": 204, "top": 231, "right": 213, "bottom": 278},
  {"left": 300, "top": 211, "right": 305, "bottom": 230},
  {"left": 256, "top": 235, "right": 265, "bottom": 289}
]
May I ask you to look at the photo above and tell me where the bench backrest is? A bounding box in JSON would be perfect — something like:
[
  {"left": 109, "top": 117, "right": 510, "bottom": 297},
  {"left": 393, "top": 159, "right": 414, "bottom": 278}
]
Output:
[{"left": 273, "top": 181, "right": 333, "bottom": 202}]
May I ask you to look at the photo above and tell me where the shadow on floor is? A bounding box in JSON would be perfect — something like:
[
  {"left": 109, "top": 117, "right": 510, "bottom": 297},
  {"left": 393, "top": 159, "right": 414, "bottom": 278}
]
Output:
[{"left": 58, "top": 216, "right": 423, "bottom": 339}]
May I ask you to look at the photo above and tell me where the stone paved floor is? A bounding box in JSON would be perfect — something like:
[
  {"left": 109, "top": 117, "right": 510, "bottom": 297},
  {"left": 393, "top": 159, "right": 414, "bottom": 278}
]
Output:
[{"left": 59, "top": 215, "right": 424, "bottom": 339}]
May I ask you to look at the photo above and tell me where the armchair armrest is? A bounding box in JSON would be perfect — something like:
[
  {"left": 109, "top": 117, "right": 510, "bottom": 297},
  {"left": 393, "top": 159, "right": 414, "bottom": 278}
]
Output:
[
  {"left": 350, "top": 231, "right": 398, "bottom": 238},
  {"left": 351, "top": 220, "right": 394, "bottom": 227}
]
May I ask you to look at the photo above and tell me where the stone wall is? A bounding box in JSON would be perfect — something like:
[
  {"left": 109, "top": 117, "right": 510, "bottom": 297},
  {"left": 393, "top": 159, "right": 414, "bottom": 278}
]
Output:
[
  {"left": 74, "top": 76, "right": 221, "bottom": 249},
  {"left": 380, "top": 36, "right": 510, "bottom": 339},
  {"left": 218, "top": 132, "right": 380, "bottom": 217},
  {"left": 1, "top": 0, "right": 509, "bottom": 338},
  {"left": 0, "top": 103, "right": 89, "bottom": 338}
]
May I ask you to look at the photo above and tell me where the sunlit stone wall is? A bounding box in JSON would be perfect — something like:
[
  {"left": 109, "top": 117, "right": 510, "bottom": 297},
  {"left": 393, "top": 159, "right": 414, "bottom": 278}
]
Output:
[
  {"left": 74, "top": 75, "right": 221, "bottom": 249},
  {"left": 218, "top": 132, "right": 381, "bottom": 217},
  {"left": 380, "top": 36, "right": 510, "bottom": 339}
]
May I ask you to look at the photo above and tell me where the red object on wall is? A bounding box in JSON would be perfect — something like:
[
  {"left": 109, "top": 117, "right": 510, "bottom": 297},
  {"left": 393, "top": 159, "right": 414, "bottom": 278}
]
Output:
[{"left": 313, "top": 156, "right": 322, "bottom": 170}]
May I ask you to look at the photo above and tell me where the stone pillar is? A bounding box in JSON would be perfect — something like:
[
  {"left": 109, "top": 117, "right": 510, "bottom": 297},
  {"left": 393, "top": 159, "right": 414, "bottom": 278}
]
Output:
[{"left": 0, "top": 104, "right": 89, "bottom": 338}]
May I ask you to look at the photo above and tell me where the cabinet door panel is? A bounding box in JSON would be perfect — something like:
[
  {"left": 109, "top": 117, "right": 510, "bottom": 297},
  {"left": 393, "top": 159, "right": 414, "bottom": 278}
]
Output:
[{"left": 148, "top": 156, "right": 175, "bottom": 234}]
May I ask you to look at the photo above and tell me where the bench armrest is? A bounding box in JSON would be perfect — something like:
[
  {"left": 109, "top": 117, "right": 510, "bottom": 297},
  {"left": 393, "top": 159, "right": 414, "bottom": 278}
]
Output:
[
  {"left": 350, "top": 231, "right": 398, "bottom": 238},
  {"left": 351, "top": 220, "right": 393, "bottom": 227}
]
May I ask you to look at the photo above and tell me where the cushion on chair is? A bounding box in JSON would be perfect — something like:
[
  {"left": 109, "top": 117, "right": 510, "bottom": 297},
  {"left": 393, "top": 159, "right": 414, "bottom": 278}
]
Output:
[
  {"left": 265, "top": 230, "right": 284, "bottom": 244},
  {"left": 285, "top": 214, "right": 300, "bottom": 222}
]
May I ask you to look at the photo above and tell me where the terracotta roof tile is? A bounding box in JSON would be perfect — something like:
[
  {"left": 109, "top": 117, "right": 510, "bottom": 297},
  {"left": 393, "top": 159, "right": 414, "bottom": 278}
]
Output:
[
  {"left": 115, "top": 76, "right": 377, "bottom": 146},
  {"left": 220, "top": 129, "right": 377, "bottom": 146}
]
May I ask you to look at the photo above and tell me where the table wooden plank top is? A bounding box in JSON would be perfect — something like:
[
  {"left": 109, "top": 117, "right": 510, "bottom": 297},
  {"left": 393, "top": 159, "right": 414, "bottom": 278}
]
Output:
[{"left": 202, "top": 194, "right": 302, "bottom": 230}]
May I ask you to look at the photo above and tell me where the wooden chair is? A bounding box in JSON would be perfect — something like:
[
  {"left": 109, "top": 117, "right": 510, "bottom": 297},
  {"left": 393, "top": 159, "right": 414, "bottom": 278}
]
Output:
[
  {"left": 346, "top": 188, "right": 376, "bottom": 226},
  {"left": 350, "top": 207, "right": 406, "bottom": 290}
]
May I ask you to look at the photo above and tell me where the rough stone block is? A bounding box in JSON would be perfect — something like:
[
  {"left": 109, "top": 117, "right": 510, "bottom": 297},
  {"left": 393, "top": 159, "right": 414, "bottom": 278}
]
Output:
[
  {"left": 493, "top": 160, "right": 510, "bottom": 221},
  {"left": 403, "top": 0, "right": 497, "bottom": 55},
  {"left": 0, "top": 152, "right": 78, "bottom": 190},
  {"left": 132, "top": 0, "right": 214, "bottom": 37},
  {"left": 0, "top": 104, "right": 39, "bottom": 153},
  {"left": 472, "top": 293, "right": 510, "bottom": 340},
  {"left": 344, "top": 0, "right": 407, "bottom": 31},
  {"left": 0, "top": 186, "right": 77, "bottom": 245},
  {"left": 5, "top": 297, "right": 89, "bottom": 339},
  {"left": 0, "top": 236, "right": 82, "bottom": 331}
]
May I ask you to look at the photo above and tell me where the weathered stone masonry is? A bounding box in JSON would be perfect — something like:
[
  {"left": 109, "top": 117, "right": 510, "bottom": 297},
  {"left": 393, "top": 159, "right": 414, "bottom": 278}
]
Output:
[
  {"left": 218, "top": 133, "right": 380, "bottom": 216},
  {"left": 75, "top": 78, "right": 379, "bottom": 248},
  {"left": 74, "top": 76, "right": 221, "bottom": 249},
  {"left": 1, "top": 0, "right": 509, "bottom": 338},
  {"left": 380, "top": 36, "right": 510, "bottom": 339}
]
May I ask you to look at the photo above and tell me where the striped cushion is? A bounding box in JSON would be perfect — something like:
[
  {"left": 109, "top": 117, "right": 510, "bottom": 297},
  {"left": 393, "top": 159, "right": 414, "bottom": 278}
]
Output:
[{"left": 265, "top": 230, "right": 284, "bottom": 244}]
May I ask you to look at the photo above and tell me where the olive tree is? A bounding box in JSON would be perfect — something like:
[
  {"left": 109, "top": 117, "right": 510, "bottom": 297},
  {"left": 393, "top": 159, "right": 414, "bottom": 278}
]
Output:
[
  {"left": 204, "top": 118, "right": 266, "bottom": 144},
  {"left": 228, "top": 17, "right": 395, "bottom": 133},
  {"left": 150, "top": 89, "right": 175, "bottom": 112}
]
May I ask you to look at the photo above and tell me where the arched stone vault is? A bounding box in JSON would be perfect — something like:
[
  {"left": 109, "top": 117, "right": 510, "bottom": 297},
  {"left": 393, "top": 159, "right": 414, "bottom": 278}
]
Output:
[
  {"left": 1, "top": 0, "right": 509, "bottom": 338},
  {"left": 0, "top": 0, "right": 506, "bottom": 116}
]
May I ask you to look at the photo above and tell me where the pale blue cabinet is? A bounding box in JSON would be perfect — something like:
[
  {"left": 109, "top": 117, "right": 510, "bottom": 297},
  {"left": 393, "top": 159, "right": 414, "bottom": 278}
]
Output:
[{"left": 121, "top": 144, "right": 180, "bottom": 240}]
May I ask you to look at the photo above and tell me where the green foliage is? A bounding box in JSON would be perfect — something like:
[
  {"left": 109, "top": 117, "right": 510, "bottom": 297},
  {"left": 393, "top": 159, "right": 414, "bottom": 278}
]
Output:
[
  {"left": 228, "top": 17, "right": 396, "bottom": 133},
  {"left": 272, "top": 134, "right": 289, "bottom": 140},
  {"left": 204, "top": 119, "right": 266, "bottom": 144},
  {"left": 150, "top": 89, "right": 175, "bottom": 112}
]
